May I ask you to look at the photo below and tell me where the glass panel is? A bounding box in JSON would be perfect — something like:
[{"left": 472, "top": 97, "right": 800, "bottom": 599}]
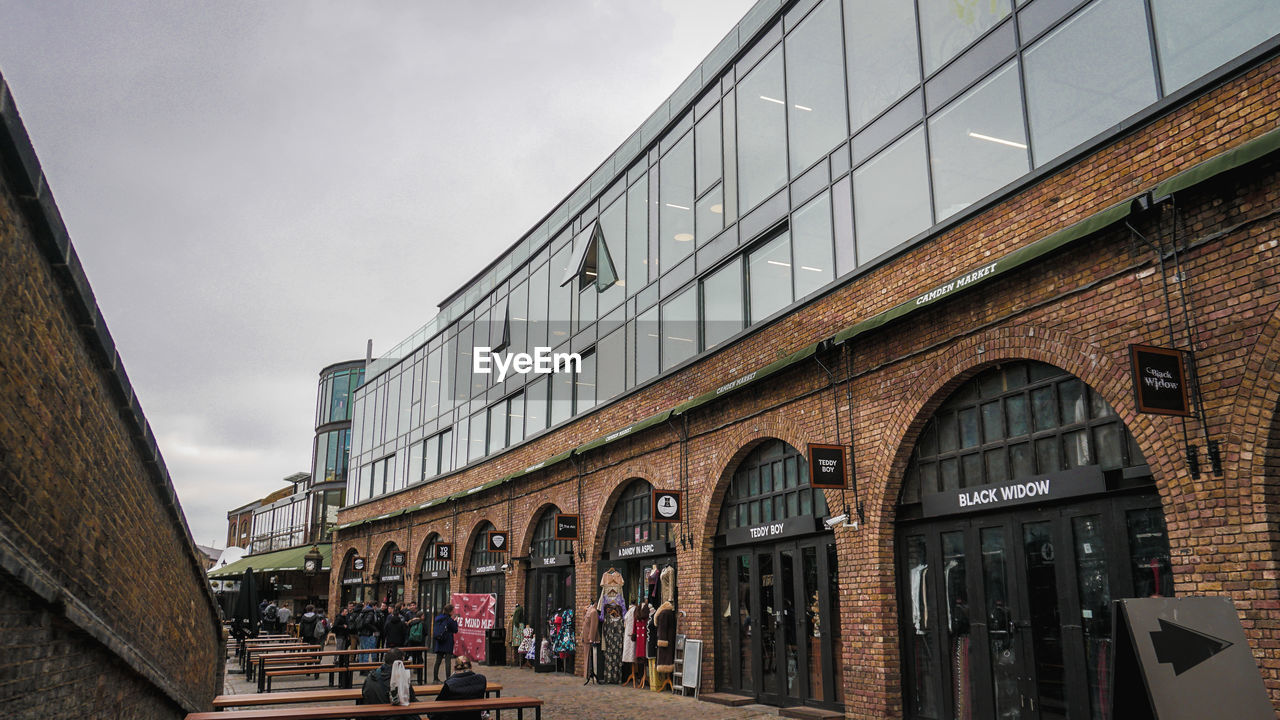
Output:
[
  {"left": 550, "top": 362, "right": 573, "bottom": 426},
  {"left": 1031, "top": 386, "right": 1057, "bottom": 430},
  {"left": 1023, "top": 520, "right": 1067, "bottom": 716},
  {"left": 1035, "top": 436, "right": 1061, "bottom": 473},
  {"left": 524, "top": 377, "right": 547, "bottom": 434},
  {"left": 904, "top": 534, "right": 939, "bottom": 717},
  {"left": 408, "top": 439, "right": 423, "bottom": 485},
  {"left": 792, "top": 192, "right": 834, "bottom": 299},
  {"left": 468, "top": 412, "right": 486, "bottom": 463},
  {"left": 748, "top": 232, "right": 793, "bottom": 323},
  {"left": 959, "top": 407, "right": 980, "bottom": 448},
  {"left": 759, "top": 552, "right": 778, "bottom": 695},
  {"left": 1059, "top": 379, "right": 1087, "bottom": 424},
  {"left": 985, "top": 449, "right": 1009, "bottom": 484},
  {"left": 918, "top": 0, "right": 1011, "bottom": 74},
  {"left": 845, "top": 0, "right": 922, "bottom": 129},
  {"left": 488, "top": 402, "right": 506, "bottom": 454},
  {"left": 981, "top": 528, "right": 1021, "bottom": 719},
  {"left": 1095, "top": 423, "right": 1123, "bottom": 469},
  {"left": 703, "top": 257, "right": 744, "bottom": 350},
  {"left": 596, "top": 327, "right": 625, "bottom": 401},
  {"left": 635, "top": 306, "right": 660, "bottom": 383},
  {"left": 577, "top": 350, "right": 597, "bottom": 412},
  {"left": 423, "top": 435, "right": 440, "bottom": 480},
  {"left": 1064, "top": 429, "right": 1090, "bottom": 467},
  {"left": 1127, "top": 507, "right": 1174, "bottom": 598},
  {"left": 981, "top": 401, "right": 1004, "bottom": 442},
  {"left": 661, "top": 285, "right": 698, "bottom": 370},
  {"left": 717, "top": 555, "right": 732, "bottom": 689},
  {"left": 737, "top": 47, "right": 788, "bottom": 210},
  {"left": 779, "top": 549, "right": 800, "bottom": 698},
  {"left": 1152, "top": 0, "right": 1280, "bottom": 92},
  {"left": 802, "top": 546, "right": 822, "bottom": 701},
  {"left": 785, "top": 0, "right": 849, "bottom": 175},
  {"left": 508, "top": 393, "right": 525, "bottom": 446},
  {"left": 626, "top": 177, "right": 648, "bottom": 296},
  {"left": 1073, "top": 515, "right": 1111, "bottom": 720},
  {"left": 941, "top": 531, "right": 974, "bottom": 720},
  {"left": 928, "top": 61, "right": 1029, "bottom": 220},
  {"left": 660, "top": 133, "right": 696, "bottom": 273},
  {"left": 696, "top": 184, "right": 725, "bottom": 245},
  {"left": 1024, "top": 0, "right": 1157, "bottom": 165},
  {"left": 961, "top": 453, "right": 983, "bottom": 487},
  {"left": 737, "top": 554, "right": 753, "bottom": 690},
  {"left": 527, "top": 263, "right": 549, "bottom": 352},
  {"left": 853, "top": 127, "right": 932, "bottom": 262},
  {"left": 696, "top": 107, "right": 723, "bottom": 195},
  {"left": 1006, "top": 395, "right": 1029, "bottom": 436}
]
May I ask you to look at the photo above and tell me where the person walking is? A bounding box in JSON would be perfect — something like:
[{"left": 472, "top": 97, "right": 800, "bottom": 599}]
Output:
[
  {"left": 357, "top": 601, "right": 379, "bottom": 663},
  {"left": 406, "top": 610, "right": 427, "bottom": 663},
  {"left": 333, "top": 604, "right": 353, "bottom": 651},
  {"left": 431, "top": 604, "right": 459, "bottom": 683},
  {"left": 383, "top": 608, "right": 409, "bottom": 649},
  {"left": 276, "top": 602, "right": 293, "bottom": 636},
  {"left": 263, "top": 600, "right": 280, "bottom": 634},
  {"left": 298, "top": 605, "right": 326, "bottom": 647}
]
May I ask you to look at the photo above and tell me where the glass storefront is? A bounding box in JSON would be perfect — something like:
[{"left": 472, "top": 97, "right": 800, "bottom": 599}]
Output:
[
  {"left": 417, "top": 533, "right": 451, "bottom": 619},
  {"left": 525, "top": 507, "right": 576, "bottom": 672},
  {"left": 375, "top": 545, "right": 405, "bottom": 606}
]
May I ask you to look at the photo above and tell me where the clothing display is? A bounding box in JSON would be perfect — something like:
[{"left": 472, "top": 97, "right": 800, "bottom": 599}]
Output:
[
  {"left": 634, "top": 604, "right": 649, "bottom": 660},
  {"left": 654, "top": 601, "right": 676, "bottom": 673},
  {"left": 511, "top": 605, "right": 527, "bottom": 652},
  {"left": 540, "top": 638, "right": 552, "bottom": 665},
  {"left": 597, "top": 569, "right": 626, "bottom": 613},
  {"left": 621, "top": 606, "right": 637, "bottom": 663},
  {"left": 581, "top": 602, "right": 600, "bottom": 644},
  {"left": 553, "top": 609, "right": 576, "bottom": 656},
  {"left": 660, "top": 565, "right": 676, "bottom": 605},
  {"left": 518, "top": 626, "right": 535, "bottom": 658},
  {"left": 646, "top": 565, "right": 661, "bottom": 606},
  {"left": 645, "top": 604, "right": 658, "bottom": 659},
  {"left": 601, "top": 601, "right": 625, "bottom": 683}
]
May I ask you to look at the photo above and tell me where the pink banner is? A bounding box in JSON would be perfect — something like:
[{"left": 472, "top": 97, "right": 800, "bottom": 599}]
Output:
[{"left": 451, "top": 592, "right": 496, "bottom": 662}]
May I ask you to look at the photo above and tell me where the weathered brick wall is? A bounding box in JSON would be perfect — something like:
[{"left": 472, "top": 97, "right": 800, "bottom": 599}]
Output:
[
  {"left": 335, "top": 55, "right": 1280, "bottom": 717},
  {"left": 0, "top": 76, "right": 224, "bottom": 717}
]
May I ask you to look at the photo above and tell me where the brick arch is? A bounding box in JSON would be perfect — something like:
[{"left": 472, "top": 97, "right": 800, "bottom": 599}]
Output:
[
  {"left": 372, "top": 539, "right": 402, "bottom": 572},
  {"left": 410, "top": 528, "right": 449, "bottom": 574},
  {"left": 693, "top": 411, "right": 813, "bottom": 549},
  {"left": 515, "top": 501, "right": 564, "bottom": 557},
  {"left": 457, "top": 517, "right": 498, "bottom": 573},
  {"left": 584, "top": 457, "right": 666, "bottom": 565},
  {"left": 867, "top": 324, "right": 1174, "bottom": 529},
  {"left": 1226, "top": 304, "right": 1280, "bottom": 530}
]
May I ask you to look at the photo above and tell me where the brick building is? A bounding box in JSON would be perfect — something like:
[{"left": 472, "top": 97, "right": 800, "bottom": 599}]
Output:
[
  {"left": 332, "top": 1, "right": 1280, "bottom": 717},
  {"left": 226, "top": 499, "right": 261, "bottom": 550},
  {"left": 0, "top": 73, "right": 224, "bottom": 716}
]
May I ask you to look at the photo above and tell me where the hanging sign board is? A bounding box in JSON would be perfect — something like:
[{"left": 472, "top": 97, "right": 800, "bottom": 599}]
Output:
[
  {"left": 653, "top": 490, "right": 682, "bottom": 523},
  {"left": 352, "top": 557, "right": 365, "bottom": 571},
  {"left": 921, "top": 466, "right": 1105, "bottom": 518},
  {"left": 1129, "top": 344, "right": 1193, "bottom": 416},
  {"left": 435, "top": 543, "right": 454, "bottom": 562},
  {"left": 1109, "top": 596, "right": 1274, "bottom": 719},
  {"left": 807, "top": 444, "right": 847, "bottom": 489},
  {"left": 487, "top": 531, "right": 509, "bottom": 553},
  {"left": 555, "top": 514, "right": 580, "bottom": 541},
  {"left": 611, "top": 539, "right": 674, "bottom": 561},
  {"left": 391, "top": 551, "right": 406, "bottom": 567}
]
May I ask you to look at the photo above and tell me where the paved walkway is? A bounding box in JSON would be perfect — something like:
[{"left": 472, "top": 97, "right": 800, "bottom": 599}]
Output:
[{"left": 222, "top": 653, "right": 779, "bottom": 719}]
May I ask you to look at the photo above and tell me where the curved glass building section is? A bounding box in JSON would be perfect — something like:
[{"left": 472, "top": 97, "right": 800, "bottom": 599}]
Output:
[{"left": 314, "top": 360, "right": 364, "bottom": 535}]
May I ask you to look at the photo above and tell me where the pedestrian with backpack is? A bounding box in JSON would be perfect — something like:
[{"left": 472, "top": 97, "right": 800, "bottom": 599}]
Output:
[
  {"left": 356, "top": 601, "right": 378, "bottom": 662},
  {"left": 333, "top": 604, "right": 353, "bottom": 651},
  {"left": 431, "top": 604, "right": 459, "bottom": 683},
  {"left": 299, "top": 605, "right": 328, "bottom": 647},
  {"left": 406, "top": 610, "right": 426, "bottom": 663}
]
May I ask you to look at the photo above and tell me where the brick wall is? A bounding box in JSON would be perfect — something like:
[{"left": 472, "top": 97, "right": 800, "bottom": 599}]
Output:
[
  {"left": 334, "top": 55, "right": 1280, "bottom": 717},
  {"left": 0, "top": 76, "right": 224, "bottom": 717}
]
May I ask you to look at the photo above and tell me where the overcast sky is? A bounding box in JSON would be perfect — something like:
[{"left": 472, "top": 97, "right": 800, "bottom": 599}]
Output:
[{"left": 0, "top": 1, "right": 756, "bottom": 547}]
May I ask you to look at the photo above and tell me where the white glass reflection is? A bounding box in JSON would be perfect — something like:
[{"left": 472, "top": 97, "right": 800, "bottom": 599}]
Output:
[
  {"left": 853, "top": 127, "right": 931, "bottom": 263},
  {"left": 702, "top": 257, "right": 744, "bottom": 350},
  {"left": 1151, "top": 0, "right": 1280, "bottom": 92},
  {"left": 661, "top": 286, "right": 698, "bottom": 371},
  {"left": 748, "top": 233, "right": 792, "bottom": 324},
  {"left": 736, "top": 47, "right": 789, "bottom": 211},
  {"left": 846, "top": 0, "right": 922, "bottom": 130},
  {"left": 660, "top": 133, "right": 696, "bottom": 273},
  {"left": 792, "top": 192, "right": 834, "bottom": 299},
  {"left": 786, "top": 0, "right": 848, "bottom": 175},
  {"left": 928, "top": 61, "right": 1029, "bottom": 220},
  {"left": 1024, "top": 0, "right": 1157, "bottom": 166},
  {"left": 918, "top": 0, "right": 1011, "bottom": 74}
]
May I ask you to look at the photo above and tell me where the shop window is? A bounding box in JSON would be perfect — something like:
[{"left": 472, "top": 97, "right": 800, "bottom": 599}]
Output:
[
  {"left": 719, "top": 440, "right": 828, "bottom": 533},
  {"left": 530, "top": 508, "right": 572, "bottom": 559},
  {"left": 785, "top": 0, "right": 848, "bottom": 176},
  {"left": 606, "top": 479, "right": 674, "bottom": 550},
  {"left": 1024, "top": 0, "right": 1156, "bottom": 166},
  {"left": 469, "top": 521, "right": 503, "bottom": 573},
  {"left": 1151, "top": 0, "right": 1280, "bottom": 92}
]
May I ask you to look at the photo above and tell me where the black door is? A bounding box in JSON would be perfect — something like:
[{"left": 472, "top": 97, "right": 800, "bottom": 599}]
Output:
[
  {"left": 528, "top": 567, "right": 574, "bottom": 667},
  {"left": 898, "top": 493, "right": 1172, "bottom": 720}
]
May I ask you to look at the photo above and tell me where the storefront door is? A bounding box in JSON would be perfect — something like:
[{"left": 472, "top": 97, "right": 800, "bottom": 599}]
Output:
[
  {"left": 898, "top": 493, "right": 1172, "bottom": 720},
  {"left": 419, "top": 578, "right": 450, "bottom": 617},
  {"left": 716, "top": 536, "right": 839, "bottom": 707},
  {"left": 527, "top": 566, "right": 575, "bottom": 667}
]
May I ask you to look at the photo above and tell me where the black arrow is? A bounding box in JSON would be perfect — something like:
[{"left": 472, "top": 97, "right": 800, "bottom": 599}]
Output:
[{"left": 1149, "top": 618, "right": 1232, "bottom": 675}]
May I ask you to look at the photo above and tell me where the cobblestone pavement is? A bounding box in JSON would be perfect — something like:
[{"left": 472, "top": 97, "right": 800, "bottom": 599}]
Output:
[{"left": 222, "top": 653, "right": 779, "bottom": 719}]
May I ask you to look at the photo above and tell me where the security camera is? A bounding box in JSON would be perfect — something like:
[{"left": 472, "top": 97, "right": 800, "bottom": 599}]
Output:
[
  {"left": 500, "top": 563, "right": 510, "bottom": 572},
  {"left": 824, "top": 513, "right": 848, "bottom": 529}
]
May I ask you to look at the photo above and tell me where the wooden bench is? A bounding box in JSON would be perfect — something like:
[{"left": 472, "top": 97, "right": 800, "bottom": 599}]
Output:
[
  {"left": 187, "top": 696, "right": 542, "bottom": 720},
  {"left": 210, "top": 683, "right": 502, "bottom": 709},
  {"left": 254, "top": 647, "right": 431, "bottom": 691},
  {"left": 264, "top": 663, "right": 425, "bottom": 692}
]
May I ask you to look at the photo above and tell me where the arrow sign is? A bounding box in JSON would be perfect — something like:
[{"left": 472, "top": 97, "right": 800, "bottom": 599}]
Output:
[{"left": 1149, "top": 618, "right": 1232, "bottom": 675}]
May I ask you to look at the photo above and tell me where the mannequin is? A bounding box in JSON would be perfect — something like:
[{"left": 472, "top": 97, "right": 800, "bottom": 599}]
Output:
[
  {"left": 581, "top": 601, "right": 601, "bottom": 683},
  {"left": 633, "top": 601, "right": 650, "bottom": 689},
  {"left": 654, "top": 564, "right": 678, "bottom": 690},
  {"left": 597, "top": 569, "right": 627, "bottom": 684},
  {"left": 621, "top": 604, "right": 637, "bottom": 685}
]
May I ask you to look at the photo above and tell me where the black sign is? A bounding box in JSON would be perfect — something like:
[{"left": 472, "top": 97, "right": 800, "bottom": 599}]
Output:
[
  {"left": 391, "top": 551, "right": 406, "bottom": 567},
  {"left": 610, "top": 540, "right": 673, "bottom": 562},
  {"left": 807, "top": 444, "right": 846, "bottom": 489},
  {"left": 921, "top": 466, "right": 1105, "bottom": 518},
  {"left": 534, "top": 553, "right": 574, "bottom": 568},
  {"left": 352, "top": 557, "right": 365, "bottom": 571},
  {"left": 487, "top": 531, "right": 509, "bottom": 553},
  {"left": 341, "top": 576, "right": 363, "bottom": 586},
  {"left": 379, "top": 573, "right": 402, "bottom": 582},
  {"left": 421, "top": 569, "right": 448, "bottom": 579},
  {"left": 435, "top": 543, "right": 454, "bottom": 561},
  {"left": 652, "top": 490, "right": 681, "bottom": 523},
  {"left": 723, "top": 515, "right": 823, "bottom": 547},
  {"left": 555, "top": 514, "right": 579, "bottom": 541},
  {"left": 471, "top": 563, "right": 503, "bottom": 575},
  {"left": 1110, "top": 597, "right": 1274, "bottom": 719},
  {"left": 1129, "top": 344, "right": 1192, "bottom": 416}
]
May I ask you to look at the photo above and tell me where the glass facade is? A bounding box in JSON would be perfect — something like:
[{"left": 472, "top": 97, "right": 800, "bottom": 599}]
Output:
[{"left": 346, "top": 0, "right": 1279, "bottom": 506}]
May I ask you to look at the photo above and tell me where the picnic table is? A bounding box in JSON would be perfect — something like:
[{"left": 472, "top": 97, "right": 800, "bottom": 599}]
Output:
[
  {"left": 187, "top": 696, "right": 542, "bottom": 720},
  {"left": 210, "top": 682, "right": 502, "bottom": 709},
  {"left": 253, "top": 646, "right": 432, "bottom": 691}
]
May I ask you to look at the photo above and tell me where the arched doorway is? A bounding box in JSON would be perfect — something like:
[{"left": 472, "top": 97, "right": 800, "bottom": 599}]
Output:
[
  {"left": 526, "top": 506, "right": 576, "bottom": 672},
  {"left": 417, "top": 533, "right": 451, "bottom": 619},
  {"left": 896, "top": 361, "right": 1173, "bottom": 720},
  {"left": 712, "top": 439, "right": 842, "bottom": 709},
  {"left": 374, "top": 544, "right": 405, "bottom": 606},
  {"left": 340, "top": 550, "right": 367, "bottom": 607},
  {"left": 467, "top": 520, "right": 505, "bottom": 616}
]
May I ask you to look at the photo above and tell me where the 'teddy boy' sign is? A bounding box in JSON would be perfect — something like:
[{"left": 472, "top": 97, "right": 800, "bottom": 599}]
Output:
[{"left": 1129, "top": 344, "right": 1192, "bottom": 417}]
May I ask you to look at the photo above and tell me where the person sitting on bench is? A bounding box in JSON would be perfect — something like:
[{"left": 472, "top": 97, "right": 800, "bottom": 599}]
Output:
[
  {"left": 430, "top": 655, "right": 487, "bottom": 720},
  {"left": 361, "top": 648, "right": 419, "bottom": 719}
]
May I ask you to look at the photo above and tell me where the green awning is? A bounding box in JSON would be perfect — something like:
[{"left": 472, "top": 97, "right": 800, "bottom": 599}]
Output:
[
  {"left": 672, "top": 341, "right": 820, "bottom": 416},
  {"left": 334, "top": 518, "right": 364, "bottom": 531},
  {"left": 1154, "top": 126, "right": 1280, "bottom": 200},
  {"left": 370, "top": 508, "right": 406, "bottom": 523},
  {"left": 575, "top": 409, "right": 672, "bottom": 455},
  {"left": 834, "top": 196, "right": 1136, "bottom": 346},
  {"left": 208, "top": 544, "right": 333, "bottom": 579},
  {"left": 408, "top": 497, "right": 448, "bottom": 514},
  {"left": 454, "top": 476, "right": 505, "bottom": 500},
  {"left": 504, "top": 448, "right": 574, "bottom": 481}
]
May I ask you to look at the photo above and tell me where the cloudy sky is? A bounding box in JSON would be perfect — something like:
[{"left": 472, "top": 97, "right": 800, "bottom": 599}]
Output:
[{"left": 0, "top": 1, "right": 756, "bottom": 547}]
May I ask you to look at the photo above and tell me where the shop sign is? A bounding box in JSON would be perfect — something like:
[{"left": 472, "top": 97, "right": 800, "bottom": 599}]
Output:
[
  {"left": 723, "top": 515, "right": 823, "bottom": 547},
  {"left": 555, "top": 514, "right": 579, "bottom": 540},
  {"left": 611, "top": 540, "right": 673, "bottom": 561},
  {"left": 391, "top": 551, "right": 406, "bottom": 567},
  {"left": 471, "top": 563, "right": 503, "bottom": 575},
  {"left": 1110, "top": 596, "right": 1274, "bottom": 719},
  {"left": 1129, "top": 344, "right": 1192, "bottom": 416},
  {"left": 534, "top": 553, "right": 574, "bottom": 568},
  {"left": 921, "top": 466, "right": 1105, "bottom": 518},
  {"left": 380, "top": 572, "right": 402, "bottom": 582},
  {"left": 352, "top": 557, "right": 365, "bottom": 571},
  {"left": 421, "top": 569, "right": 448, "bottom": 579},
  {"left": 341, "top": 576, "right": 363, "bottom": 586},
  {"left": 487, "top": 531, "right": 509, "bottom": 553},
  {"left": 652, "top": 490, "right": 681, "bottom": 523},
  {"left": 435, "top": 543, "right": 454, "bottom": 561},
  {"left": 807, "top": 444, "right": 846, "bottom": 489}
]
